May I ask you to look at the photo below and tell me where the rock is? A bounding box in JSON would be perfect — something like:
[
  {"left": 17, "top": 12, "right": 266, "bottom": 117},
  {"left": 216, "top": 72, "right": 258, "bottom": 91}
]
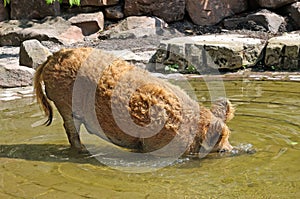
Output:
[
  {"left": 186, "top": 0, "right": 248, "bottom": 26},
  {"left": 99, "top": 16, "right": 174, "bottom": 39},
  {"left": 224, "top": 9, "right": 286, "bottom": 33},
  {"left": 62, "top": 0, "right": 119, "bottom": 6},
  {"left": 107, "top": 49, "right": 156, "bottom": 68},
  {"left": 19, "top": 39, "right": 52, "bottom": 69},
  {"left": 284, "top": 2, "right": 300, "bottom": 29},
  {"left": 10, "top": 0, "right": 60, "bottom": 20},
  {"left": 265, "top": 32, "right": 300, "bottom": 70},
  {"left": 0, "top": 0, "right": 9, "bottom": 22},
  {"left": 257, "top": 0, "right": 297, "bottom": 9},
  {"left": 68, "top": 12, "right": 104, "bottom": 36},
  {"left": 124, "top": 0, "right": 185, "bottom": 22},
  {"left": 148, "top": 34, "right": 266, "bottom": 73},
  {"left": 104, "top": 5, "right": 124, "bottom": 20},
  {"left": 0, "top": 17, "right": 84, "bottom": 46},
  {"left": 0, "top": 46, "right": 35, "bottom": 88},
  {"left": 0, "top": 64, "right": 35, "bottom": 88}
]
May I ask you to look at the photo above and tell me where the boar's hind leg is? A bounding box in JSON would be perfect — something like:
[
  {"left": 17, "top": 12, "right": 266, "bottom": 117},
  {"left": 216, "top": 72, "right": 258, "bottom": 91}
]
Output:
[{"left": 63, "top": 116, "right": 87, "bottom": 152}]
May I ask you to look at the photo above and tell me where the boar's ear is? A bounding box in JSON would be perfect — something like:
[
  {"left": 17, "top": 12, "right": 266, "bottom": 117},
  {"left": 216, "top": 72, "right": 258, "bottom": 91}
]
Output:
[{"left": 210, "top": 98, "right": 235, "bottom": 123}]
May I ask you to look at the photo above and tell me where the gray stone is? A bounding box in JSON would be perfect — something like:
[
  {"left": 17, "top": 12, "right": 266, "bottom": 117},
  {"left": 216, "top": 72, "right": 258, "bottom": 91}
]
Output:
[
  {"left": 0, "top": 46, "right": 35, "bottom": 88},
  {"left": 10, "top": 0, "right": 60, "bottom": 20},
  {"left": 224, "top": 9, "right": 286, "bottom": 33},
  {"left": 124, "top": 0, "right": 185, "bottom": 22},
  {"left": 62, "top": 0, "right": 119, "bottom": 6},
  {"left": 0, "top": 0, "right": 9, "bottom": 22},
  {"left": 19, "top": 39, "right": 52, "bottom": 69},
  {"left": 68, "top": 12, "right": 104, "bottom": 36},
  {"left": 99, "top": 16, "right": 174, "bottom": 39},
  {"left": 0, "top": 63, "right": 35, "bottom": 88},
  {"left": 265, "top": 32, "right": 300, "bottom": 70},
  {"left": 104, "top": 5, "right": 124, "bottom": 20},
  {"left": 186, "top": 0, "right": 248, "bottom": 26},
  {"left": 257, "top": 0, "right": 296, "bottom": 8},
  {"left": 149, "top": 34, "right": 266, "bottom": 73},
  {"left": 0, "top": 17, "right": 84, "bottom": 46}
]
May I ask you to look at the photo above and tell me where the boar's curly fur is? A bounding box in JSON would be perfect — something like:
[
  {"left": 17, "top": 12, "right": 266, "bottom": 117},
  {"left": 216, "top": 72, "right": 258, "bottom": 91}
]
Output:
[{"left": 34, "top": 47, "right": 235, "bottom": 155}]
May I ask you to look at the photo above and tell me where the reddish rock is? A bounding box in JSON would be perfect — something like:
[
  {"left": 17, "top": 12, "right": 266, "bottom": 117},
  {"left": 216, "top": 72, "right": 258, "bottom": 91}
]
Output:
[
  {"left": 68, "top": 12, "right": 104, "bottom": 36},
  {"left": 0, "top": 17, "right": 84, "bottom": 46},
  {"left": 186, "top": 0, "right": 248, "bottom": 26},
  {"left": 0, "top": 0, "right": 9, "bottom": 21},
  {"left": 257, "top": 0, "right": 297, "bottom": 9},
  {"left": 124, "top": 0, "right": 185, "bottom": 22},
  {"left": 62, "top": 0, "right": 119, "bottom": 6},
  {"left": 10, "top": 0, "right": 60, "bottom": 20}
]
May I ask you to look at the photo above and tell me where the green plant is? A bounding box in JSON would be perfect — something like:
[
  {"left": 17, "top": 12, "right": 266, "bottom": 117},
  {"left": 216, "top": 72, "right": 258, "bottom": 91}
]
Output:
[
  {"left": 185, "top": 65, "right": 197, "bottom": 73},
  {"left": 3, "top": 0, "right": 10, "bottom": 7},
  {"left": 165, "top": 64, "right": 179, "bottom": 73},
  {"left": 46, "top": 0, "right": 80, "bottom": 6},
  {"left": 3, "top": 0, "right": 81, "bottom": 6}
]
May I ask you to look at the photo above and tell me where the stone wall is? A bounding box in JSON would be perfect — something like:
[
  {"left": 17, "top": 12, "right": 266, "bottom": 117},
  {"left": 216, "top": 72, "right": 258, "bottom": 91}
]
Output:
[{"left": 1, "top": 0, "right": 300, "bottom": 30}]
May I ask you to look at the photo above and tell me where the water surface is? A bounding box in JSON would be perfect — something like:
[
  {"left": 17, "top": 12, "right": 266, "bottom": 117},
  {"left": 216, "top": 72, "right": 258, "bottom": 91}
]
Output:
[{"left": 0, "top": 79, "right": 299, "bottom": 198}]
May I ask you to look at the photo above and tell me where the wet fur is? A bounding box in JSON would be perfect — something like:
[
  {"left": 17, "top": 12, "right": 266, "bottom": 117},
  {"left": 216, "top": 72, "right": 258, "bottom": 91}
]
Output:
[{"left": 34, "top": 47, "right": 235, "bottom": 155}]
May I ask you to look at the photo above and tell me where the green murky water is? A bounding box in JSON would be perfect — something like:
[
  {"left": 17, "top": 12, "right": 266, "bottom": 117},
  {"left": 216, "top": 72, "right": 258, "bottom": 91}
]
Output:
[{"left": 0, "top": 79, "right": 299, "bottom": 198}]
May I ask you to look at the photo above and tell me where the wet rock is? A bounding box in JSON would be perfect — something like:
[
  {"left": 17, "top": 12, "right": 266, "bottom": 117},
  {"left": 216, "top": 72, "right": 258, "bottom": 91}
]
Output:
[
  {"left": 0, "top": 0, "right": 9, "bottom": 22},
  {"left": 265, "top": 32, "right": 300, "bottom": 70},
  {"left": 257, "top": 0, "right": 297, "bottom": 9},
  {"left": 19, "top": 39, "right": 52, "bottom": 69},
  {"left": 149, "top": 34, "right": 266, "bottom": 73},
  {"left": 104, "top": 5, "right": 124, "bottom": 20},
  {"left": 0, "top": 17, "right": 84, "bottom": 46},
  {"left": 0, "top": 59, "right": 35, "bottom": 88},
  {"left": 99, "top": 16, "right": 176, "bottom": 39},
  {"left": 62, "top": 0, "right": 119, "bottom": 6},
  {"left": 124, "top": 0, "right": 185, "bottom": 22},
  {"left": 68, "top": 12, "right": 104, "bottom": 36},
  {"left": 186, "top": 0, "right": 248, "bottom": 26},
  {"left": 284, "top": 2, "right": 300, "bottom": 29},
  {"left": 10, "top": 0, "right": 60, "bottom": 20},
  {"left": 224, "top": 9, "right": 286, "bottom": 33}
]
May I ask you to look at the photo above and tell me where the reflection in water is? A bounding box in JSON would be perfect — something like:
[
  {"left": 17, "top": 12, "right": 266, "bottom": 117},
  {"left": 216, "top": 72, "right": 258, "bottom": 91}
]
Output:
[{"left": 0, "top": 80, "right": 299, "bottom": 198}]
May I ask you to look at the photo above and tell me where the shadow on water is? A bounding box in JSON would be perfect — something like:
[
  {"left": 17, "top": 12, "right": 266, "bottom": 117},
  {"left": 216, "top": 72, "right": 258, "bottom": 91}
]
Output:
[{"left": 0, "top": 144, "right": 103, "bottom": 165}]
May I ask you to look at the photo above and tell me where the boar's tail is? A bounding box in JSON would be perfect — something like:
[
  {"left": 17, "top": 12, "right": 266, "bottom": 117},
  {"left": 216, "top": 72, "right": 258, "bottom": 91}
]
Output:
[
  {"left": 34, "top": 61, "right": 53, "bottom": 126},
  {"left": 210, "top": 98, "right": 235, "bottom": 123}
]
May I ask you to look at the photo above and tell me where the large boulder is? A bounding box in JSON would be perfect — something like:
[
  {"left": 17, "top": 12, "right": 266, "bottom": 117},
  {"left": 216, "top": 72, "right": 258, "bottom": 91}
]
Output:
[
  {"left": 10, "top": 0, "right": 60, "bottom": 20},
  {"left": 148, "top": 34, "right": 266, "bottom": 73},
  {"left": 186, "top": 0, "right": 248, "bottom": 26},
  {"left": 68, "top": 12, "right": 104, "bottom": 36},
  {"left": 0, "top": 0, "right": 9, "bottom": 22},
  {"left": 224, "top": 9, "right": 286, "bottom": 33},
  {"left": 124, "top": 0, "right": 185, "bottom": 22},
  {"left": 257, "top": 0, "right": 297, "bottom": 9},
  {"left": 0, "top": 17, "right": 84, "bottom": 46},
  {"left": 265, "top": 32, "right": 300, "bottom": 70},
  {"left": 19, "top": 39, "right": 52, "bottom": 69}
]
